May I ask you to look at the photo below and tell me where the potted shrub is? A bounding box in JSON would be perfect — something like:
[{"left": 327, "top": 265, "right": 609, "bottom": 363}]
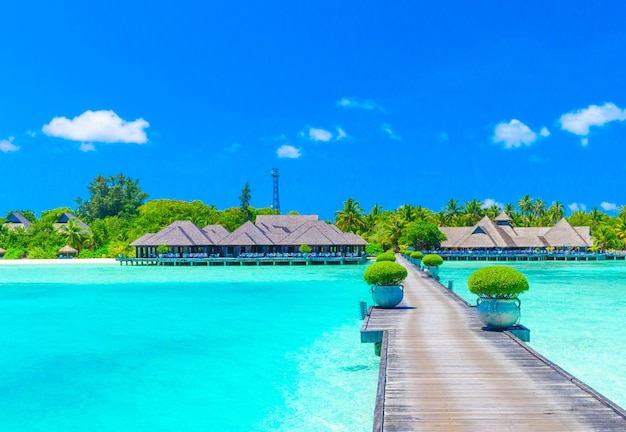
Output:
[
  {"left": 410, "top": 251, "right": 424, "bottom": 267},
  {"left": 157, "top": 244, "right": 169, "bottom": 257},
  {"left": 298, "top": 243, "right": 312, "bottom": 257},
  {"left": 363, "top": 261, "right": 408, "bottom": 308},
  {"left": 375, "top": 251, "right": 396, "bottom": 262},
  {"left": 421, "top": 253, "right": 443, "bottom": 279},
  {"left": 468, "top": 266, "right": 529, "bottom": 330}
]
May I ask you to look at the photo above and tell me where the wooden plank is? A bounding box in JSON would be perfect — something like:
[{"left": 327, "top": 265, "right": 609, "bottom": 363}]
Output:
[{"left": 364, "top": 256, "right": 626, "bottom": 431}]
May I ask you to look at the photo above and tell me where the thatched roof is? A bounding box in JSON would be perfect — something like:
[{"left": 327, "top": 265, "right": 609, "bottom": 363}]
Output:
[
  {"left": 133, "top": 221, "right": 215, "bottom": 247},
  {"left": 128, "top": 215, "right": 368, "bottom": 249},
  {"left": 203, "top": 224, "right": 230, "bottom": 243},
  {"left": 59, "top": 245, "right": 78, "bottom": 254},
  {"left": 54, "top": 213, "right": 90, "bottom": 231},
  {"left": 219, "top": 221, "right": 274, "bottom": 246},
  {"left": 494, "top": 212, "right": 512, "bottom": 222},
  {"left": 542, "top": 218, "right": 592, "bottom": 247},
  {"left": 278, "top": 220, "right": 348, "bottom": 246},
  {"left": 440, "top": 217, "right": 591, "bottom": 249},
  {"left": 6, "top": 212, "right": 31, "bottom": 227}
]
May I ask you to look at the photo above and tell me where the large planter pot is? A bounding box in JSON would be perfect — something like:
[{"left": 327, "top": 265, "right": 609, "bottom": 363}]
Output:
[
  {"left": 426, "top": 266, "right": 439, "bottom": 279},
  {"left": 371, "top": 285, "right": 404, "bottom": 308},
  {"left": 476, "top": 298, "right": 521, "bottom": 329}
]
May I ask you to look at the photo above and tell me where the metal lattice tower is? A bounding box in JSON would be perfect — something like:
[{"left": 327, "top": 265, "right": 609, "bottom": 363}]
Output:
[{"left": 271, "top": 168, "right": 281, "bottom": 213}]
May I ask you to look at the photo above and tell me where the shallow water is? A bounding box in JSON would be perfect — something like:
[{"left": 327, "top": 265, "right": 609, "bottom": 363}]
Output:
[
  {"left": 439, "top": 260, "right": 626, "bottom": 409},
  {"left": 0, "top": 264, "right": 378, "bottom": 431}
]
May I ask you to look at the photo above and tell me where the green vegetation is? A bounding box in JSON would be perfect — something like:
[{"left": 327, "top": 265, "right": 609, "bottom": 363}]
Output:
[
  {"left": 410, "top": 251, "right": 424, "bottom": 260},
  {"left": 365, "top": 243, "right": 384, "bottom": 256},
  {"left": 468, "top": 266, "right": 529, "bottom": 299},
  {"left": 422, "top": 254, "right": 443, "bottom": 267},
  {"left": 375, "top": 251, "right": 396, "bottom": 262},
  {"left": 334, "top": 195, "right": 626, "bottom": 253},
  {"left": 363, "top": 261, "right": 408, "bottom": 286},
  {"left": 3, "top": 178, "right": 626, "bottom": 260},
  {"left": 298, "top": 243, "right": 312, "bottom": 254}
]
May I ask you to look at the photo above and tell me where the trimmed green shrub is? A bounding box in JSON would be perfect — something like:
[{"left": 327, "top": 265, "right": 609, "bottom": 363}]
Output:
[
  {"left": 364, "top": 261, "right": 408, "bottom": 286},
  {"left": 468, "top": 266, "right": 529, "bottom": 299},
  {"left": 410, "top": 251, "right": 424, "bottom": 260},
  {"left": 298, "top": 243, "right": 312, "bottom": 254},
  {"left": 157, "top": 244, "right": 169, "bottom": 254},
  {"left": 4, "top": 248, "right": 26, "bottom": 259},
  {"left": 422, "top": 254, "right": 443, "bottom": 267},
  {"left": 376, "top": 251, "right": 396, "bottom": 262}
]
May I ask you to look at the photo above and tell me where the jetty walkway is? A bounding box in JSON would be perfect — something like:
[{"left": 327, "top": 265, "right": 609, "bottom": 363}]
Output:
[{"left": 361, "top": 256, "right": 626, "bottom": 431}]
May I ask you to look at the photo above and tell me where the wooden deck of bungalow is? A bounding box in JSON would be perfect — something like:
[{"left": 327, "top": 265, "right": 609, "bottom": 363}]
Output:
[
  {"left": 117, "top": 256, "right": 367, "bottom": 266},
  {"left": 437, "top": 251, "right": 626, "bottom": 262},
  {"left": 361, "top": 256, "right": 626, "bottom": 431}
]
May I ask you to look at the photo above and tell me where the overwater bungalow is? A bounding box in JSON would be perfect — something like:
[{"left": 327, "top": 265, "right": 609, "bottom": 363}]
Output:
[
  {"left": 130, "top": 215, "right": 367, "bottom": 260},
  {"left": 3, "top": 212, "right": 32, "bottom": 230},
  {"left": 439, "top": 212, "right": 593, "bottom": 252}
]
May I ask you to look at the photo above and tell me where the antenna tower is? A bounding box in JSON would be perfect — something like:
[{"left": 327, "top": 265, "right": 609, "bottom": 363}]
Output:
[{"left": 271, "top": 168, "right": 281, "bottom": 213}]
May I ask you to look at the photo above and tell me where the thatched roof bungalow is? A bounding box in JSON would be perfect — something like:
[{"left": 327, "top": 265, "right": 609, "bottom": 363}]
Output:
[
  {"left": 439, "top": 212, "right": 592, "bottom": 250},
  {"left": 3, "top": 212, "right": 32, "bottom": 230},
  {"left": 130, "top": 215, "right": 367, "bottom": 258}
]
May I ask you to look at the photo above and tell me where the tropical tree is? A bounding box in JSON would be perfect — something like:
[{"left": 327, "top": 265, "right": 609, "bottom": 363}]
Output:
[
  {"left": 76, "top": 173, "right": 148, "bottom": 220},
  {"left": 399, "top": 221, "right": 447, "bottom": 250},
  {"left": 444, "top": 198, "right": 461, "bottom": 222},
  {"left": 239, "top": 181, "right": 253, "bottom": 223},
  {"left": 58, "top": 218, "right": 90, "bottom": 251},
  {"left": 547, "top": 201, "right": 565, "bottom": 225},
  {"left": 534, "top": 198, "right": 546, "bottom": 225},
  {"left": 334, "top": 198, "right": 366, "bottom": 233},
  {"left": 517, "top": 194, "right": 534, "bottom": 226},
  {"left": 461, "top": 198, "right": 483, "bottom": 226}
]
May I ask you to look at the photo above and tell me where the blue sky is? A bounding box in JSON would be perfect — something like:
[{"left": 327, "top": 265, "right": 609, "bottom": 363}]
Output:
[{"left": 2, "top": 1, "right": 626, "bottom": 220}]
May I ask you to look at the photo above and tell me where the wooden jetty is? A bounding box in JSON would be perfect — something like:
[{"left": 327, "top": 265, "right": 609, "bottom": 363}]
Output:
[{"left": 361, "top": 256, "right": 626, "bottom": 431}]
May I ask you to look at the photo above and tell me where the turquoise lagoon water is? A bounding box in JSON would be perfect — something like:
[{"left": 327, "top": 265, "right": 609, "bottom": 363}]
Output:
[
  {"left": 0, "top": 264, "right": 379, "bottom": 431},
  {"left": 439, "top": 260, "right": 626, "bottom": 409}
]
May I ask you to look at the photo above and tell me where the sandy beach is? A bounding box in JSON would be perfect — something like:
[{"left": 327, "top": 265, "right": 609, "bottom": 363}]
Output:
[{"left": 0, "top": 258, "right": 117, "bottom": 266}]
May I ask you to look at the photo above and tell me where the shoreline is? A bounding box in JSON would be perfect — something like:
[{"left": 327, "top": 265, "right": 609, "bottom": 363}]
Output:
[{"left": 0, "top": 258, "right": 117, "bottom": 266}]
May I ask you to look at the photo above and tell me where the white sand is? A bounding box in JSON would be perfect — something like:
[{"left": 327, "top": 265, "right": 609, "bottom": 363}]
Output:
[{"left": 0, "top": 258, "right": 117, "bottom": 266}]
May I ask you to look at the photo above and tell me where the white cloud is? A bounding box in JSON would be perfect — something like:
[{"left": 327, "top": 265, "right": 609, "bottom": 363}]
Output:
[
  {"left": 600, "top": 201, "right": 617, "bottom": 211},
  {"left": 337, "top": 128, "right": 347, "bottom": 140},
  {"left": 277, "top": 145, "right": 301, "bottom": 159},
  {"left": 560, "top": 102, "right": 626, "bottom": 137},
  {"left": 493, "top": 119, "right": 537, "bottom": 149},
  {"left": 336, "top": 97, "right": 381, "bottom": 111},
  {"left": 382, "top": 123, "right": 401, "bottom": 141},
  {"left": 42, "top": 110, "right": 149, "bottom": 144},
  {"left": 481, "top": 198, "right": 503, "bottom": 209},
  {"left": 581, "top": 137, "right": 589, "bottom": 147},
  {"left": 568, "top": 202, "right": 587, "bottom": 212},
  {"left": 0, "top": 137, "right": 19, "bottom": 153},
  {"left": 80, "top": 143, "right": 95, "bottom": 152},
  {"left": 308, "top": 127, "right": 333, "bottom": 142},
  {"left": 539, "top": 127, "right": 551, "bottom": 137}
]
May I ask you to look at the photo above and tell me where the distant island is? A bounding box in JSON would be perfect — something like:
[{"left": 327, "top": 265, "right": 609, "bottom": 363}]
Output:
[{"left": 1, "top": 174, "right": 625, "bottom": 259}]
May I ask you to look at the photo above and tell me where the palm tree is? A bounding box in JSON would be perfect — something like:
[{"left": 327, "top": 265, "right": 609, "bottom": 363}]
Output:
[
  {"left": 364, "top": 204, "right": 383, "bottom": 234},
  {"left": 444, "top": 198, "right": 461, "bottom": 225},
  {"left": 398, "top": 204, "right": 415, "bottom": 223},
  {"left": 334, "top": 198, "right": 366, "bottom": 233},
  {"left": 533, "top": 198, "right": 546, "bottom": 225},
  {"left": 517, "top": 195, "right": 534, "bottom": 227},
  {"left": 485, "top": 204, "right": 501, "bottom": 220},
  {"left": 588, "top": 207, "right": 608, "bottom": 227},
  {"left": 547, "top": 201, "right": 565, "bottom": 225},
  {"left": 462, "top": 198, "right": 483, "bottom": 226},
  {"left": 58, "top": 218, "right": 89, "bottom": 251}
]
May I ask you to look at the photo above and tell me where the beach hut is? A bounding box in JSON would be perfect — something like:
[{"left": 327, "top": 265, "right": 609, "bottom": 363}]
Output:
[{"left": 58, "top": 245, "right": 78, "bottom": 258}]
